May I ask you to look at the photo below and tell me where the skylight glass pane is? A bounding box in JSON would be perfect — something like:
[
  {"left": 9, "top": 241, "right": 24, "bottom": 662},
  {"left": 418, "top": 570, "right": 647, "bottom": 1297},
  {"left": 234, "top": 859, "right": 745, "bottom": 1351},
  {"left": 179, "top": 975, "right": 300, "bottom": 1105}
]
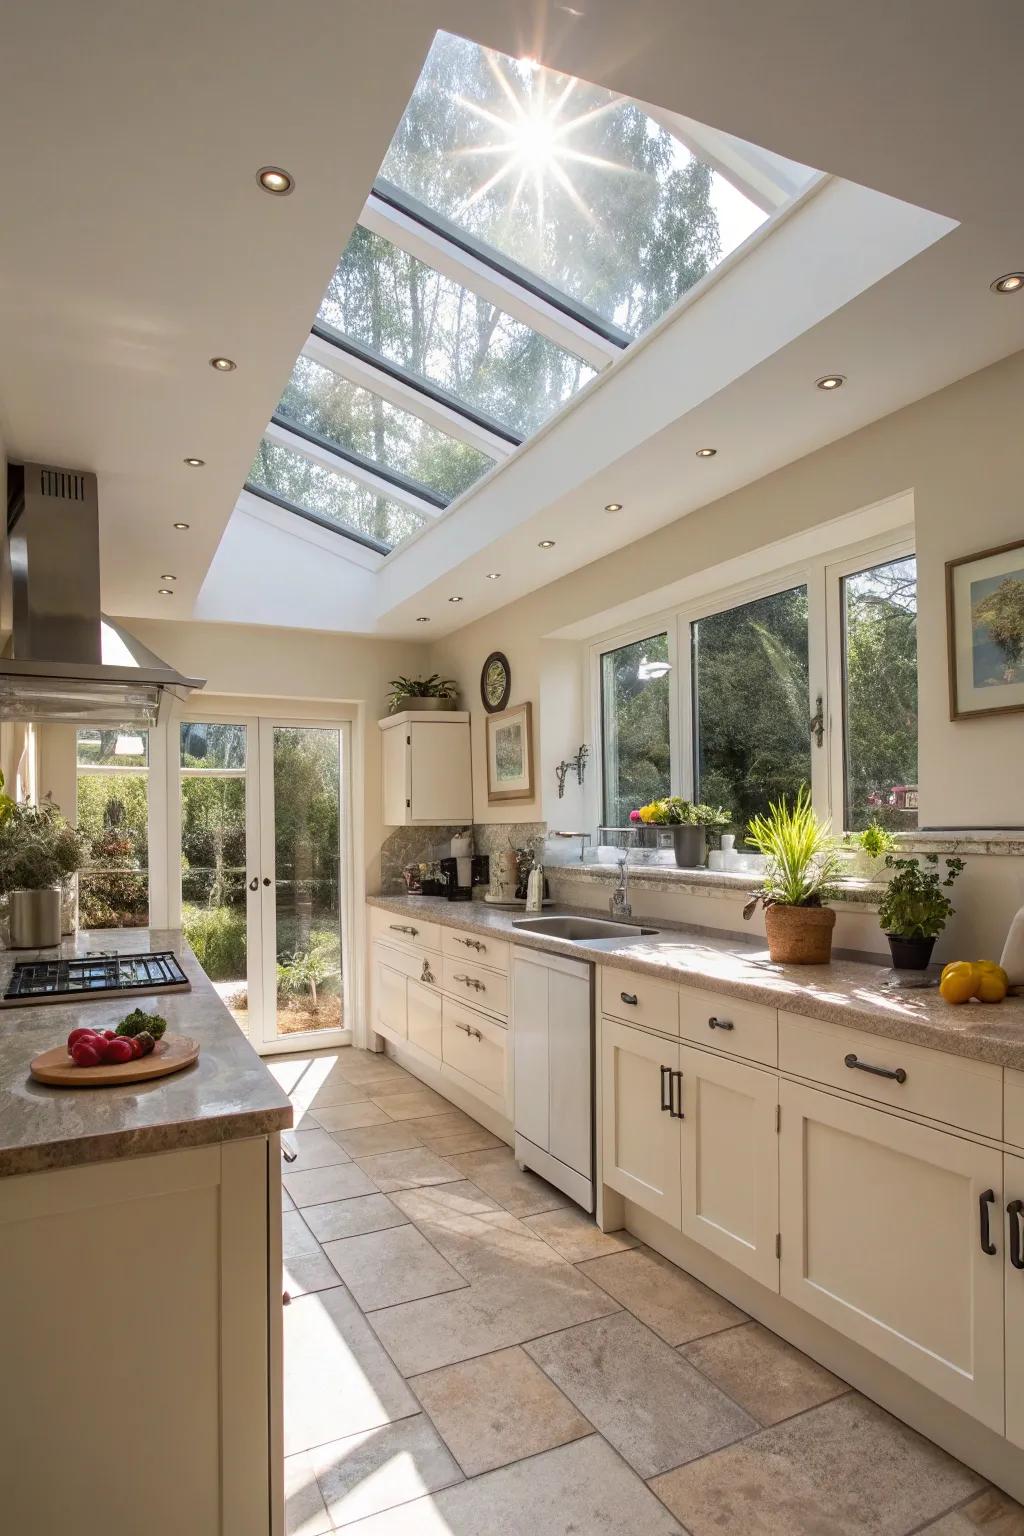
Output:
[
  {"left": 277, "top": 355, "right": 493, "bottom": 500},
  {"left": 318, "top": 226, "right": 596, "bottom": 437},
  {"left": 248, "top": 440, "right": 425, "bottom": 550},
  {"left": 381, "top": 30, "right": 769, "bottom": 338}
]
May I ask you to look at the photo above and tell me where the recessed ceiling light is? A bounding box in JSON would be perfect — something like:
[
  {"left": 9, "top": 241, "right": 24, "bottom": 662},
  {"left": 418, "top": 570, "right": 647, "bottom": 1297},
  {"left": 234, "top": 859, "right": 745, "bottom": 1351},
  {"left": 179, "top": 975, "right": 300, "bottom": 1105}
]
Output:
[
  {"left": 209, "top": 356, "right": 236, "bottom": 372},
  {"left": 695, "top": 447, "right": 717, "bottom": 458},
  {"left": 485, "top": 571, "right": 502, "bottom": 580},
  {"left": 257, "top": 166, "right": 294, "bottom": 195},
  {"left": 991, "top": 272, "right": 1024, "bottom": 294},
  {"left": 815, "top": 374, "right": 845, "bottom": 391},
  {"left": 173, "top": 522, "right": 190, "bottom": 530},
  {"left": 416, "top": 616, "right": 431, "bottom": 623},
  {"left": 160, "top": 574, "right": 177, "bottom": 581},
  {"left": 604, "top": 502, "right": 623, "bottom": 512},
  {"left": 183, "top": 457, "right": 205, "bottom": 468},
  {"left": 538, "top": 539, "right": 556, "bottom": 548},
  {"left": 448, "top": 596, "right": 463, "bottom": 604},
  {"left": 157, "top": 588, "right": 174, "bottom": 597}
]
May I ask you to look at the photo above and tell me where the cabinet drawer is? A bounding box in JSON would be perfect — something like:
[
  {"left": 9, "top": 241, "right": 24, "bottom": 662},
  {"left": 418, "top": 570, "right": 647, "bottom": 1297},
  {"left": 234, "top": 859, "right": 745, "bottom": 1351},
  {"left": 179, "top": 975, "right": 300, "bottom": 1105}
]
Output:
[
  {"left": 372, "top": 939, "right": 441, "bottom": 990},
  {"left": 1006, "top": 1069, "right": 1024, "bottom": 1150},
  {"left": 678, "top": 986, "right": 777, "bottom": 1066},
  {"left": 442, "top": 998, "right": 506, "bottom": 1097},
  {"left": 442, "top": 956, "right": 508, "bottom": 1016},
  {"left": 370, "top": 907, "right": 442, "bottom": 955},
  {"left": 442, "top": 927, "right": 510, "bottom": 973},
  {"left": 779, "top": 1011, "right": 1001, "bottom": 1138},
  {"left": 601, "top": 966, "right": 679, "bottom": 1036}
]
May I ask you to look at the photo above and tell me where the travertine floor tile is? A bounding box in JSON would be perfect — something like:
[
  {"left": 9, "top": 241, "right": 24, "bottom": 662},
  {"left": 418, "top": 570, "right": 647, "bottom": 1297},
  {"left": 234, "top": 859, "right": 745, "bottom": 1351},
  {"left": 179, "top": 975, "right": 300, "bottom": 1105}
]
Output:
[
  {"left": 283, "top": 1450, "right": 332, "bottom": 1536},
  {"left": 578, "top": 1244, "right": 747, "bottom": 1343},
  {"left": 523, "top": 1206, "right": 639, "bottom": 1263},
  {"left": 355, "top": 1147, "right": 463, "bottom": 1193},
  {"left": 682, "top": 1320, "right": 849, "bottom": 1425},
  {"left": 448, "top": 1146, "right": 573, "bottom": 1216},
  {"left": 525, "top": 1311, "right": 754, "bottom": 1478},
  {"left": 332, "top": 1050, "right": 414, "bottom": 1086},
  {"left": 338, "top": 1434, "right": 684, "bottom": 1534},
  {"left": 283, "top": 1286, "right": 417, "bottom": 1456},
  {"left": 649, "top": 1392, "right": 985, "bottom": 1536},
  {"left": 370, "top": 1088, "right": 452, "bottom": 1121},
  {"left": 401, "top": 1112, "right": 504, "bottom": 1154},
  {"left": 309, "top": 1080, "right": 390, "bottom": 1110},
  {"left": 389, "top": 1181, "right": 582, "bottom": 1286},
  {"left": 303, "top": 1193, "right": 409, "bottom": 1243},
  {"left": 322, "top": 1224, "right": 467, "bottom": 1310},
  {"left": 331, "top": 1121, "right": 425, "bottom": 1158},
  {"left": 282, "top": 1128, "right": 352, "bottom": 1171},
  {"left": 284, "top": 1161, "right": 378, "bottom": 1208},
  {"left": 315, "top": 1101, "right": 394, "bottom": 1132},
  {"left": 311, "top": 1415, "right": 462, "bottom": 1528},
  {"left": 282, "top": 1212, "right": 344, "bottom": 1297},
  {"left": 282, "top": 1185, "right": 296, "bottom": 1212},
  {"left": 918, "top": 1489, "right": 1024, "bottom": 1533},
  {"left": 410, "top": 1345, "right": 591, "bottom": 1476}
]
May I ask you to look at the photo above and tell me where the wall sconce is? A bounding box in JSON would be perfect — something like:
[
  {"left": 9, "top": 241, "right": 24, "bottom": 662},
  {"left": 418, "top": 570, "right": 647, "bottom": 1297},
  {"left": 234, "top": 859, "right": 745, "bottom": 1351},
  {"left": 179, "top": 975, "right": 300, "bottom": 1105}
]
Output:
[{"left": 555, "top": 745, "right": 590, "bottom": 799}]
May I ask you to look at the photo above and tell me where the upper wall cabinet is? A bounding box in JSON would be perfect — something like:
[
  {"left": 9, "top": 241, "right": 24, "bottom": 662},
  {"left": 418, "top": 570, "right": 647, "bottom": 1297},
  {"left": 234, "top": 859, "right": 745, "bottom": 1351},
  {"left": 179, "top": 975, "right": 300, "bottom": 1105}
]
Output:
[{"left": 380, "top": 711, "right": 473, "bottom": 826}]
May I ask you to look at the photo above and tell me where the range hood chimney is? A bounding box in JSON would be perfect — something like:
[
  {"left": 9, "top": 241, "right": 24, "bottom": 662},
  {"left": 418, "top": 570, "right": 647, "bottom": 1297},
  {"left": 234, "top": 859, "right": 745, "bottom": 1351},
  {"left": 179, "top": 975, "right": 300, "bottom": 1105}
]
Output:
[{"left": 0, "top": 462, "right": 205, "bottom": 724}]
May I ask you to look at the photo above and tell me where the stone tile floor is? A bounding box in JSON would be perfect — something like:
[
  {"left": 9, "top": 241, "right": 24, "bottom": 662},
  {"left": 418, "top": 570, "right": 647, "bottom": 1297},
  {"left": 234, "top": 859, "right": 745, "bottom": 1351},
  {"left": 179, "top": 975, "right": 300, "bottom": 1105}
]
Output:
[{"left": 270, "top": 1047, "right": 1024, "bottom": 1536}]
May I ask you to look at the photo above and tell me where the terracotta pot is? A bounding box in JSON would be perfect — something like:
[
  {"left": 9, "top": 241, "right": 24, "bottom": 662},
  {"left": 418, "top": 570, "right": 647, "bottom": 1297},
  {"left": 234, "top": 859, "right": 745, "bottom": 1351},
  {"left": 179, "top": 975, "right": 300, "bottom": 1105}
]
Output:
[
  {"left": 764, "top": 903, "right": 836, "bottom": 964},
  {"left": 396, "top": 696, "right": 456, "bottom": 712}
]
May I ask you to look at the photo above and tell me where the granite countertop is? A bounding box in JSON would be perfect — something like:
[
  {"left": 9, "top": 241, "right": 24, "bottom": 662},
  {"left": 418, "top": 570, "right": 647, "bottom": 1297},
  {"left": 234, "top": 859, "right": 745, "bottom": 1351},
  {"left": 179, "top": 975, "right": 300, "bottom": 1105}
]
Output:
[
  {"left": 0, "top": 928, "right": 292, "bottom": 1177},
  {"left": 368, "top": 894, "right": 1024, "bottom": 1071}
]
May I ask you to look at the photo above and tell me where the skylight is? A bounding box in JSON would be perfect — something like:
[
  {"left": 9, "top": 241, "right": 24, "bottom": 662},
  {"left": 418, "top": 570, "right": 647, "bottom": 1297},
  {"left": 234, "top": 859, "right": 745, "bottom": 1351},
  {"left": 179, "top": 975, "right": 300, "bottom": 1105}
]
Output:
[{"left": 244, "top": 30, "right": 811, "bottom": 555}]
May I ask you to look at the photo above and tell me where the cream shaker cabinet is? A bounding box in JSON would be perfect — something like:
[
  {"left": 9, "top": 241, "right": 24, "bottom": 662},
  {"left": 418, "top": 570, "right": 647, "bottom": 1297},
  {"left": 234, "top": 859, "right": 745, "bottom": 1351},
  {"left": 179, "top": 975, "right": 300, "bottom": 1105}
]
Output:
[
  {"left": 1005, "top": 1152, "right": 1024, "bottom": 1449},
  {"left": 601, "top": 1017, "right": 682, "bottom": 1227},
  {"left": 778, "top": 1079, "right": 1005, "bottom": 1430},
  {"left": 379, "top": 711, "right": 473, "bottom": 826}
]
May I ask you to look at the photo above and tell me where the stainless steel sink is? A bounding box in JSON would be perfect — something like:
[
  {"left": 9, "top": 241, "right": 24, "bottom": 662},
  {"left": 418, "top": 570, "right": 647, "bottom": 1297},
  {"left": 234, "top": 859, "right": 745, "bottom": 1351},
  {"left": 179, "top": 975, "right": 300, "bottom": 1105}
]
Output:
[{"left": 512, "top": 915, "right": 658, "bottom": 941}]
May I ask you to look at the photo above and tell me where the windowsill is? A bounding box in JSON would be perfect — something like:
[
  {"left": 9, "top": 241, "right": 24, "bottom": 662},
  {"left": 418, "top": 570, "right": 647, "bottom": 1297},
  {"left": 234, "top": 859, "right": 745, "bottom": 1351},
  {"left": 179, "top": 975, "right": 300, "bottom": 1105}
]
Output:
[{"left": 548, "top": 861, "right": 884, "bottom": 909}]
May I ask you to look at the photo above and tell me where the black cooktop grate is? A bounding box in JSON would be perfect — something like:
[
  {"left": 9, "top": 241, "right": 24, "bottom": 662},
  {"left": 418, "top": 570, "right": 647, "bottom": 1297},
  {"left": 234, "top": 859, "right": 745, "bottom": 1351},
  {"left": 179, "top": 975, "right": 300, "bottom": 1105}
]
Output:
[{"left": 3, "top": 951, "right": 189, "bottom": 1003}]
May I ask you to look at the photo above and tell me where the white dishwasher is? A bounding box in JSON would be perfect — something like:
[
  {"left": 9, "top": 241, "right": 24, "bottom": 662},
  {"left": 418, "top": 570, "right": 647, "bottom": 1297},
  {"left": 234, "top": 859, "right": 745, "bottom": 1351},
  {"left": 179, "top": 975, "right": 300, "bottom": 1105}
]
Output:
[{"left": 511, "top": 945, "right": 593, "bottom": 1211}]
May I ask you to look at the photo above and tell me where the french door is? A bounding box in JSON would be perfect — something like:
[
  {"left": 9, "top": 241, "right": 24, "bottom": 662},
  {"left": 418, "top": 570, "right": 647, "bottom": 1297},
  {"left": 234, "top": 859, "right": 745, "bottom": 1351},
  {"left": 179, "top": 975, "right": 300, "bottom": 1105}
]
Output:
[{"left": 177, "top": 713, "right": 351, "bottom": 1054}]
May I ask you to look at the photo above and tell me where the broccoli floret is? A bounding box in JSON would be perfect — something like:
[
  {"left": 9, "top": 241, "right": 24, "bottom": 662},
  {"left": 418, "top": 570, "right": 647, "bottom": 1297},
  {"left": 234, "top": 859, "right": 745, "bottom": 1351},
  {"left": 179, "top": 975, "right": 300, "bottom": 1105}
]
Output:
[{"left": 116, "top": 1007, "right": 167, "bottom": 1041}]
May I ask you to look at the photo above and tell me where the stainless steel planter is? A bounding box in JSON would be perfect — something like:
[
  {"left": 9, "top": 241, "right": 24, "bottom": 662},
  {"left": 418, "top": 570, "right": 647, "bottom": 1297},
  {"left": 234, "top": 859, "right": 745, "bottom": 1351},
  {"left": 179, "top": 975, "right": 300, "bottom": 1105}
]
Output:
[{"left": 9, "top": 887, "right": 62, "bottom": 949}]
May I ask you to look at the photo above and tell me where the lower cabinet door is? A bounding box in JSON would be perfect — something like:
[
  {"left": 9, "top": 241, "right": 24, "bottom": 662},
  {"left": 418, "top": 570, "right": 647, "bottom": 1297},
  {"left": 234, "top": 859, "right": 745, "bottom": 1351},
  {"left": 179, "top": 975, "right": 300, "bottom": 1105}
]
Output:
[
  {"left": 375, "top": 959, "right": 408, "bottom": 1043},
  {"left": 779, "top": 1079, "right": 1004, "bottom": 1429},
  {"left": 679, "top": 1045, "right": 779, "bottom": 1290},
  {"left": 600, "top": 1018, "right": 681, "bottom": 1228},
  {"left": 443, "top": 998, "right": 507, "bottom": 1100},
  {"left": 1006, "top": 1152, "right": 1024, "bottom": 1449},
  {"left": 407, "top": 978, "right": 442, "bottom": 1060}
]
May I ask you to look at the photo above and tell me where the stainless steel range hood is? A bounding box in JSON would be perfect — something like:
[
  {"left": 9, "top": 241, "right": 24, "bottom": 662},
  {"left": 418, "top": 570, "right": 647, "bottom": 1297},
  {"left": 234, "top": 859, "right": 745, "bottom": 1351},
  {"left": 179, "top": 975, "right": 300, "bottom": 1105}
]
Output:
[{"left": 0, "top": 462, "right": 205, "bottom": 724}]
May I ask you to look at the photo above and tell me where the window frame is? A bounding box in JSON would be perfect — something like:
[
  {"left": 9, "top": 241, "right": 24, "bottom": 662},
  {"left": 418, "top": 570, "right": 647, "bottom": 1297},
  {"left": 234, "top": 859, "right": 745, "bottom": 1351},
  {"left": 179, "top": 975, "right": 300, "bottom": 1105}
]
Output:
[
  {"left": 74, "top": 724, "right": 169, "bottom": 929},
  {"left": 588, "top": 527, "right": 915, "bottom": 838}
]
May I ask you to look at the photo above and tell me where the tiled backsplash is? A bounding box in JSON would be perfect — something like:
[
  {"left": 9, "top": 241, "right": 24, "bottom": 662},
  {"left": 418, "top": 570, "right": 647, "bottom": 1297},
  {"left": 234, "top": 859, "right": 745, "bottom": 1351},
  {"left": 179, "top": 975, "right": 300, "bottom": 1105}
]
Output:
[{"left": 379, "top": 821, "right": 547, "bottom": 893}]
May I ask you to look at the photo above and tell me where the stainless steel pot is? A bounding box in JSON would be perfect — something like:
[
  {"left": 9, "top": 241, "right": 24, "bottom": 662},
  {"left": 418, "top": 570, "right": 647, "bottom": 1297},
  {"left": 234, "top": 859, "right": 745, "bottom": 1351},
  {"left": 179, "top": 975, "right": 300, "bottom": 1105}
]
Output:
[{"left": 9, "top": 887, "right": 62, "bottom": 949}]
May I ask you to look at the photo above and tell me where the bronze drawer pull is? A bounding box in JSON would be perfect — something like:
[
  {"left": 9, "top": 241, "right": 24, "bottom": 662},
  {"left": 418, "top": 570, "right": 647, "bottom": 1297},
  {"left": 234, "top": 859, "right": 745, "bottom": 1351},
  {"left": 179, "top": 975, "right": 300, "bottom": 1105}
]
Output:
[
  {"left": 390, "top": 923, "right": 419, "bottom": 937},
  {"left": 708, "top": 1016, "right": 734, "bottom": 1031},
  {"left": 620, "top": 992, "right": 638, "bottom": 1006},
  {"left": 455, "top": 937, "right": 486, "bottom": 952},
  {"left": 454, "top": 1021, "right": 483, "bottom": 1040},
  {"left": 453, "top": 974, "right": 485, "bottom": 992},
  {"left": 844, "top": 1052, "right": 906, "bottom": 1084}
]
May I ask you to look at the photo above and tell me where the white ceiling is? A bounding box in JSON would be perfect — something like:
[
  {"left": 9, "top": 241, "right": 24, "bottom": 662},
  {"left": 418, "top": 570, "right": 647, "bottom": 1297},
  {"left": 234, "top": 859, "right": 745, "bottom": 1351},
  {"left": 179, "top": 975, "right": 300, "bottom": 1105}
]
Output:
[{"left": 1, "top": 1, "right": 1022, "bottom": 635}]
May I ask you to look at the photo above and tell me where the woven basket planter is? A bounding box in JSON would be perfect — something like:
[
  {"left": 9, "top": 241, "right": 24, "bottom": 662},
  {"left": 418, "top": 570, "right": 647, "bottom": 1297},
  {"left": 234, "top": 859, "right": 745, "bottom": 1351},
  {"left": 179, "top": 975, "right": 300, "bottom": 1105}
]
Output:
[{"left": 764, "top": 903, "right": 836, "bottom": 965}]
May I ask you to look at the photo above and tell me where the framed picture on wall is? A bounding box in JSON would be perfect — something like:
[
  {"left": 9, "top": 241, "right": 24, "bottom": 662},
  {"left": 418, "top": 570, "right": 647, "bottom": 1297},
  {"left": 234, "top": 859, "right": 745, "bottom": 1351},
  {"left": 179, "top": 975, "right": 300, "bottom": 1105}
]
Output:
[
  {"left": 946, "top": 537, "right": 1024, "bottom": 719},
  {"left": 486, "top": 702, "right": 534, "bottom": 803}
]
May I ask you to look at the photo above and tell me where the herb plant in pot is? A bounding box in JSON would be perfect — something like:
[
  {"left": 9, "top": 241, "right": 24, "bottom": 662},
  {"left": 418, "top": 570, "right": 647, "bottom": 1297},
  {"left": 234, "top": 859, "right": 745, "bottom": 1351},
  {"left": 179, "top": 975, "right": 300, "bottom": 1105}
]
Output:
[
  {"left": 0, "top": 785, "right": 88, "bottom": 949},
  {"left": 629, "top": 797, "right": 731, "bottom": 868},
  {"left": 387, "top": 674, "right": 459, "bottom": 713},
  {"left": 877, "top": 854, "right": 964, "bottom": 970},
  {"left": 743, "top": 787, "right": 842, "bottom": 964},
  {"left": 846, "top": 821, "right": 898, "bottom": 879}
]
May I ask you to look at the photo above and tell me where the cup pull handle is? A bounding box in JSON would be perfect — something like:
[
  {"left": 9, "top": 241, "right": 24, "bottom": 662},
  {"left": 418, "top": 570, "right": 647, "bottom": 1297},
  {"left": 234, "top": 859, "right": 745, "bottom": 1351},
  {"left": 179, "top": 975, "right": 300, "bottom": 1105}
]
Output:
[{"left": 620, "top": 992, "right": 638, "bottom": 1006}]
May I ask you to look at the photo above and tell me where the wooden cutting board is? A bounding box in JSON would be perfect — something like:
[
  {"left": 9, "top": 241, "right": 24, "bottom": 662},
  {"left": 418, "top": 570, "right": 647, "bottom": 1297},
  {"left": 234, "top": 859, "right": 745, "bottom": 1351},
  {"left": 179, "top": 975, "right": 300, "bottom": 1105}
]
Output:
[{"left": 30, "top": 1035, "right": 200, "bottom": 1087}]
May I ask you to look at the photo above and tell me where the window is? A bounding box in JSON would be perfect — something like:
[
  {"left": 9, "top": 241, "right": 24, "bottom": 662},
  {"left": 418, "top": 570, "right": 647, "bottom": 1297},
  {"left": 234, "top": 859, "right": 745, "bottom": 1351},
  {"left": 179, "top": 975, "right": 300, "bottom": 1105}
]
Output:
[
  {"left": 600, "top": 633, "right": 671, "bottom": 825},
  {"left": 180, "top": 723, "right": 249, "bottom": 1034},
  {"left": 247, "top": 439, "right": 426, "bottom": 551},
  {"left": 693, "top": 586, "right": 811, "bottom": 829},
  {"left": 76, "top": 728, "right": 149, "bottom": 928},
  {"left": 842, "top": 555, "right": 918, "bottom": 830}
]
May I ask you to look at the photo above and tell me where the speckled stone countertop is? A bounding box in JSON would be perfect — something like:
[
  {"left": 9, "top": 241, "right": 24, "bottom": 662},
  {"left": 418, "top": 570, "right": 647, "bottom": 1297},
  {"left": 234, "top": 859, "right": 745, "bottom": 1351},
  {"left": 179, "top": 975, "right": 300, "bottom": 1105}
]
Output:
[
  {"left": 0, "top": 928, "right": 292, "bottom": 1177},
  {"left": 368, "top": 895, "right": 1024, "bottom": 1070}
]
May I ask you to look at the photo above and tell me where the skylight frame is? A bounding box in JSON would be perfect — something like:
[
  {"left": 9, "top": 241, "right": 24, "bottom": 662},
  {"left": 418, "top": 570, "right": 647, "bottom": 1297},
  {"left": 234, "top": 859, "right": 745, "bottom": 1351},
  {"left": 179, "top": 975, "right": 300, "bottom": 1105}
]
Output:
[
  {"left": 267, "top": 412, "right": 449, "bottom": 513},
  {"left": 241, "top": 481, "right": 392, "bottom": 556}
]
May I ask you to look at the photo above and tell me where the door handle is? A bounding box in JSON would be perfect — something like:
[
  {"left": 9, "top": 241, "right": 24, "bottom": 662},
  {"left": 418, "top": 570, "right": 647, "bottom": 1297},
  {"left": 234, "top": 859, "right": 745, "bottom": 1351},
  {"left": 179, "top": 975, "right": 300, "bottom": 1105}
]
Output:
[
  {"left": 660, "top": 1065, "right": 672, "bottom": 1112},
  {"left": 248, "top": 876, "right": 258, "bottom": 892},
  {"left": 670, "top": 1068, "right": 685, "bottom": 1119},
  {"left": 844, "top": 1052, "right": 907, "bottom": 1084},
  {"left": 708, "top": 1015, "right": 734, "bottom": 1031},
  {"left": 620, "top": 992, "right": 638, "bottom": 1006},
  {"left": 979, "top": 1188, "right": 997, "bottom": 1255},
  {"left": 1008, "top": 1199, "right": 1024, "bottom": 1271},
  {"left": 263, "top": 876, "right": 271, "bottom": 887}
]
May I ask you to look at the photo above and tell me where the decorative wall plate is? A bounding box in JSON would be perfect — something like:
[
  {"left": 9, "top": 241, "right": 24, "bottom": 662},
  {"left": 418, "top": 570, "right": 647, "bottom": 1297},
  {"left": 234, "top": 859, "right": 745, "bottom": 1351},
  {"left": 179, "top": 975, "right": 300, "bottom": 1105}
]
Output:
[{"left": 481, "top": 651, "right": 512, "bottom": 713}]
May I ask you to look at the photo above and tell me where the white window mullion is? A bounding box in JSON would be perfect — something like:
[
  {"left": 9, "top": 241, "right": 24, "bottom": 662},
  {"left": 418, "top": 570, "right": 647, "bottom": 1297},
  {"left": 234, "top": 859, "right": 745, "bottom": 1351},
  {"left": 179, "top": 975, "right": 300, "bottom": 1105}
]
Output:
[
  {"left": 806, "top": 559, "right": 831, "bottom": 826},
  {"left": 675, "top": 611, "right": 695, "bottom": 800}
]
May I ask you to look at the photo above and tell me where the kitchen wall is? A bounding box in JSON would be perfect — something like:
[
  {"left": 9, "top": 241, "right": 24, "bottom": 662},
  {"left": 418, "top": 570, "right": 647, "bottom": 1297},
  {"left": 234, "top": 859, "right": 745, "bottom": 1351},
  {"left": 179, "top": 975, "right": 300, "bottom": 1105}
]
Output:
[{"left": 429, "top": 349, "right": 1024, "bottom": 959}]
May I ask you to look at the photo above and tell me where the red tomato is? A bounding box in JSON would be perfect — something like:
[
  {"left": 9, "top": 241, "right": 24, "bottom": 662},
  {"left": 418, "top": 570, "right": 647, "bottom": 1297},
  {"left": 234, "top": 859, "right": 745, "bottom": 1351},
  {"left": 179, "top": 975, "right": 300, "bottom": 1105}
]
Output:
[
  {"left": 129, "top": 1036, "right": 144, "bottom": 1059},
  {"left": 102, "top": 1037, "right": 135, "bottom": 1065},
  {"left": 67, "top": 1027, "right": 102, "bottom": 1055},
  {"left": 71, "top": 1039, "right": 104, "bottom": 1067},
  {"left": 102, "top": 1030, "right": 117, "bottom": 1040}
]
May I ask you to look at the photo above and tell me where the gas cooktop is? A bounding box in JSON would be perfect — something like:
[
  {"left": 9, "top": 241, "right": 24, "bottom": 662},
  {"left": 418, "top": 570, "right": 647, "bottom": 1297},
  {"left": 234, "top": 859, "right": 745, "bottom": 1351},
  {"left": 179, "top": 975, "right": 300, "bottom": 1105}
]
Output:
[{"left": 2, "top": 951, "right": 190, "bottom": 1006}]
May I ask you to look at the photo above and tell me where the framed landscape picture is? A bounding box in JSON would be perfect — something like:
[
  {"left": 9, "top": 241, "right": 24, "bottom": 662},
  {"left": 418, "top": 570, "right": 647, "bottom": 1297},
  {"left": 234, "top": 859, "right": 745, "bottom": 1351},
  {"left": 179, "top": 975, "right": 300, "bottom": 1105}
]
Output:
[
  {"left": 486, "top": 702, "right": 534, "bottom": 802},
  {"left": 946, "top": 537, "right": 1024, "bottom": 719}
]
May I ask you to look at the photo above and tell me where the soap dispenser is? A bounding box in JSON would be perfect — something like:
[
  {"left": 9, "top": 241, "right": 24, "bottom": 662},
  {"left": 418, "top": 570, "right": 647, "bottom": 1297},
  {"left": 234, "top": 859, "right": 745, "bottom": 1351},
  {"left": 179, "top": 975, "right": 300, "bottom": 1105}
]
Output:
[
  {"left": 525, "top": 863, "right": 545, "bottom": 913},
  {"left": 1000, "top": 902, "right": 1024, "bottom": 991}
]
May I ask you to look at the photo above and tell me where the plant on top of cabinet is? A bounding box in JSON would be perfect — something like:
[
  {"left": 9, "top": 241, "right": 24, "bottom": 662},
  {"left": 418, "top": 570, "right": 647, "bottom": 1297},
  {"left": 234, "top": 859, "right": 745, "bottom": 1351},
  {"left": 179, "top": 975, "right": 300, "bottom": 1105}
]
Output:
[
  {"left": 629, "top": 796, "right": 731, "bottom": 869},
  {"left": 387, "top": 674, "right": 459, "bottom": 713},
  {"left": 743, "top": 786, "right": 842, "bottom": 964},
  {"left": 877, "top": 853, "right": 965, "bottom": 970}
]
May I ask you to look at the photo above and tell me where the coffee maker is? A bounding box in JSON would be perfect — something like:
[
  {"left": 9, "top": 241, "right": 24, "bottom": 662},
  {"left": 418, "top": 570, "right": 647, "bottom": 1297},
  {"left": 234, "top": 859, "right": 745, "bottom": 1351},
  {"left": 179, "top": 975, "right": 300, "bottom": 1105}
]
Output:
[{"left": 438, "top": 854, "right": 489, "bottom": 901}]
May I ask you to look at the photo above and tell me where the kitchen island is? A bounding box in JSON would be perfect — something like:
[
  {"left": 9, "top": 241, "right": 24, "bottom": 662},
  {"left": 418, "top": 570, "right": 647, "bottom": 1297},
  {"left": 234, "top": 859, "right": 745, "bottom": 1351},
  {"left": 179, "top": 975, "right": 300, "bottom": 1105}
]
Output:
[{"left": 0, "top": 928, "right": 292, "bottom": 1536}]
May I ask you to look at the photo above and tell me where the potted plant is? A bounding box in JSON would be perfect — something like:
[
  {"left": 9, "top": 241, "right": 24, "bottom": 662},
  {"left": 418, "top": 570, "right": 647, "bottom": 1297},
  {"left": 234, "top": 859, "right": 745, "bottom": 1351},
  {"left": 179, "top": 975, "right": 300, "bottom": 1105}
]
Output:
[
  {"left": 845, "top": 821, "right": 898, "bottom": 879},
  {"left": 877, "top": 854, "right": 965, "bottom": 969},
  {"left": 387, "top": 674, "right": 459, "bottom": 713},
  {"left": 0, "top": 785, "right": 88, "bottom": 948},
  {"left": 742, "top": 787, "right": 842, "bottom": 964},
  {"left": 630, "top": 797, "right": 731, "bottom": 868}
]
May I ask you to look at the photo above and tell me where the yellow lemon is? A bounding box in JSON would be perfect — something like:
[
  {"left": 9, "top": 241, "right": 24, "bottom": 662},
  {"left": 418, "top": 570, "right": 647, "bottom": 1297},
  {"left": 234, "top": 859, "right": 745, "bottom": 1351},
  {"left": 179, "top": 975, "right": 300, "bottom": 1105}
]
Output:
[
  {"left": 939, "top": 961, "right": 980, "bottom": 1005},
  {"left": 974, "top": 961, "right": 1008, "bottom": 1004}
]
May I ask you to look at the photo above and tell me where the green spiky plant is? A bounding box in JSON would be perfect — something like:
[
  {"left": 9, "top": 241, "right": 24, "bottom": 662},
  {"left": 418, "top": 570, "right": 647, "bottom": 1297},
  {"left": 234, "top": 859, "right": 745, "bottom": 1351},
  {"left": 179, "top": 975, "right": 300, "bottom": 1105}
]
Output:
[
  {"left": 743, "top": 786, "right": 842, "bottom": 915},
  {"left": 387, "top": 675, "right": 459, "bottom": 713}
]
